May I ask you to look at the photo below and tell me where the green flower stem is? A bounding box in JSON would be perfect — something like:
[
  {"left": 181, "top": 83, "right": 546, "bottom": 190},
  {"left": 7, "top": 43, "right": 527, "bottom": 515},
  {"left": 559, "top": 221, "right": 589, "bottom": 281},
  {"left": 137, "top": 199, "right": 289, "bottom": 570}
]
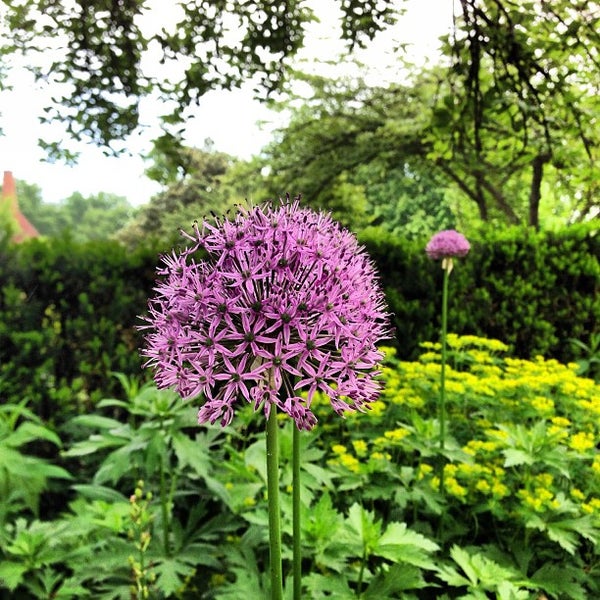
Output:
[
  {"left": 159, "top": 461, "right": 170, "bottom": 556},
  {"left": 293, "top": 424, "right": 301, "bottom": 600},
  {"left": 266, "top": 407, "right": 284, "bottom": 600},
  {"left": 440, "top": 261, "right": 449, "bottom": 452},
  {"left": 439, "top": 258, "right": 451, "bottom": 496}
]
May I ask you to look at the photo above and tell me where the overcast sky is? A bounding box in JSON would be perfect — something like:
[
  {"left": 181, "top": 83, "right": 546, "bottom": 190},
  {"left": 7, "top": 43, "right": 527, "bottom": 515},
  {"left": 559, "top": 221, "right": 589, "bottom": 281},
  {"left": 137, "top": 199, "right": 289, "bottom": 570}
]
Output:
[{"left": 0, "top": 0, "right": 453, "bottom": 206}]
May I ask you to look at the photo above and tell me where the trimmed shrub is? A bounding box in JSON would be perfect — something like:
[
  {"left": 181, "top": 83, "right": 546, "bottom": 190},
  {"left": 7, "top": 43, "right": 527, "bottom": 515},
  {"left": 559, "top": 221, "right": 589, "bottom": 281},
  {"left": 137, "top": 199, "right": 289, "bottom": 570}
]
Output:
[{"left": 0, "top": 223, "right": 597, "bottom": 419}]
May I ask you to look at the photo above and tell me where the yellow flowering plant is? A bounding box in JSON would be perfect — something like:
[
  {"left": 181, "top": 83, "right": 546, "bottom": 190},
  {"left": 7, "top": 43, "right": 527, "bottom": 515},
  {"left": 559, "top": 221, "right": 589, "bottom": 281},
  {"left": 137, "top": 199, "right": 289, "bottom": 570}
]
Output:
[{"left": 302, "top": 335, "right": 600, "bottom": 597}]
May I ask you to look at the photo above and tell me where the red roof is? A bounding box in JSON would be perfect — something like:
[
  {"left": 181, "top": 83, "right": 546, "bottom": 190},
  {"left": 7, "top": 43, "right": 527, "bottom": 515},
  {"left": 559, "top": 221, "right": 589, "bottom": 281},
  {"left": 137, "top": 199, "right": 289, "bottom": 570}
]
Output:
[{"left": 2, "top": 171, "right": 39, "bottom": 243}]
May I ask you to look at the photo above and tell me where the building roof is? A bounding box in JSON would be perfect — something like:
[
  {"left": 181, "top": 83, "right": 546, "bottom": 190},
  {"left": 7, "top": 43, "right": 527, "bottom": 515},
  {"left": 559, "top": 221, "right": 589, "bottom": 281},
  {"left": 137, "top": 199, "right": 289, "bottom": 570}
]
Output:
[{"left": 2, "top": 170, "right": 39, "bottom": 243}]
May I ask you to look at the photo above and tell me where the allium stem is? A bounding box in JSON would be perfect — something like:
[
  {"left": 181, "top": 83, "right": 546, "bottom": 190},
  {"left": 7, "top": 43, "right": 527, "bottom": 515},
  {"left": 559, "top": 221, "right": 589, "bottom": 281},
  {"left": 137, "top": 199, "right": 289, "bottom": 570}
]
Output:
[
  {"left": 293, "top": 424, "right": 301, "bottom": 600},
  {"left": 266, "top": 407, "right": 284, "bottom": 600},
  {"left": 439, "top": 262, "right": 450, "bottom": 496},
  {"left": 159, "top": 461, "right": 170, "bottom": 556}
]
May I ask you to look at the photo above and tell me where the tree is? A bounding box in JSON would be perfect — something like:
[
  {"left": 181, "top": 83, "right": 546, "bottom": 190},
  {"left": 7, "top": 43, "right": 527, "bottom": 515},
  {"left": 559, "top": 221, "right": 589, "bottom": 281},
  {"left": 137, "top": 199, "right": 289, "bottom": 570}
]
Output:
[
  {"left": 14, "top": 180, "right": 65, "bottom": 236},
  {"left": 432, "top": 0, "right": 600, "bottom": 227},
  {"left": 1, "top": 0, "right": 398, "bottom": 154},
  {"left": 263, "top": 1, "right": 600, "bottom": 231},
  {"left": 117, "top": 142, "right": 267, "bottom": 246},
  {"left": 262, "top": 72, "right": 459, "bottom": 232},
  {"left": 15, "top": 182, "right": 138, "bottom": 241}
]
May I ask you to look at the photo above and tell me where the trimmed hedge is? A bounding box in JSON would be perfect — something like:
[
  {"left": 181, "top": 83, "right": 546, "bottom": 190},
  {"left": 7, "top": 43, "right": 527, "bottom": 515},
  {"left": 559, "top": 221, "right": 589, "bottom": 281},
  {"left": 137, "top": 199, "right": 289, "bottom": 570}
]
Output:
[
  {"left": 0, "top": 223, "right": 597, "bottom": 419},
  {"left": 363, "top": 222, "right": 599, "bottom": 363}
]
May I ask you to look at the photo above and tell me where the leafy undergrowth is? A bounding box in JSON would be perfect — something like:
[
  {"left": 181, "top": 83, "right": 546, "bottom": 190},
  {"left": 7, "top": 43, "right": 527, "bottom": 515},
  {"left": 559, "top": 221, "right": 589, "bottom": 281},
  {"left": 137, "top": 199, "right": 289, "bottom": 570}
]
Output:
[{"left": 1, "top": 336, "right": 599, "bottom": 599}]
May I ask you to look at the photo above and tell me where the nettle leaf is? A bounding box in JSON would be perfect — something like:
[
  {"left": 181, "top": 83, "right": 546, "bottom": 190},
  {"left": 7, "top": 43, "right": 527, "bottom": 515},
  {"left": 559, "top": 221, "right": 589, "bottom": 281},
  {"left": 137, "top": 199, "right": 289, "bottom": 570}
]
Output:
[
  {"left": 0, "top": 561, "right": 28, "bottom": 591},
  {"left": 345, "top": 503, "right": 382, "bottom": 556},
  {"left": 304, "top": 572, "right": 354, "bottom": 599},
  {"left": 364, "top": 563, "right": 429, "bottom": 597},
  {"left": 375, "top": 522, "right": 439, "bottom": 568},
  {"left": 153, "top": 556, "right": 196, "bottom": 597}
]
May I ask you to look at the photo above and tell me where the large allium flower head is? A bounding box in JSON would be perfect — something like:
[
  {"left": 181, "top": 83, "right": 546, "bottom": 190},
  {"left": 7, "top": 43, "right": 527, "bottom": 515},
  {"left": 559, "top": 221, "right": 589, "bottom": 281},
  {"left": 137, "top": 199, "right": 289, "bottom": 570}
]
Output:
[
  {"left": 140, "top": 195, "right": 391, "bottom": 431},
  {"left": 426, "top": 230, "right": 470, "bottom": 261}
]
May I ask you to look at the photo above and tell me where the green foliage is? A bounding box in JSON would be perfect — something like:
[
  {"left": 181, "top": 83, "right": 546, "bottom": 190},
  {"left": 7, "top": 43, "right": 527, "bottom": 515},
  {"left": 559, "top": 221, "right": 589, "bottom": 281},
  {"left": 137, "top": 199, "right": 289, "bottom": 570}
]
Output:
[
  {"left": 0, "top": 222, "right": 597, "bottom": 429},
  {"left": 0, "top": 236, "right": 156, "bottom": 422},
  {"left": 363, "top": 221, "right": 600, "bottom": 364},
  {"left": 119, "top": 142, "right": 266, "bottom": 247},
  {"left": 4, "top": 336, "right": 600, "bottom": 598},
  {"left": 0, "top": 0, "right": 398, "bottom": 152},
  {"left": 1, "top": 377, "right": 233, "bottom": 599},
  {"left": 0, "top": 400, "right": 71, "bottom": 524},
  {"left": 14, "top": 181, "right": 138, "bottom": 241}
]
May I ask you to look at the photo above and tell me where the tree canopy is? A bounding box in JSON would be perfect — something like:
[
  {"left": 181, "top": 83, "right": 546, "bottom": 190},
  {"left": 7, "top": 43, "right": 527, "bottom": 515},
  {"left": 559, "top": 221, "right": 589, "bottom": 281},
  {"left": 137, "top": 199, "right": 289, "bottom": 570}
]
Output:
[
  {"left": 14, "top": 181, "right": 138, "bottom": 242},
  {"left": 1, "top": 0, "right": 397, "bottom": 152},
  {"left": 2, "top": 0, "right": 598, "bottom": 229}
]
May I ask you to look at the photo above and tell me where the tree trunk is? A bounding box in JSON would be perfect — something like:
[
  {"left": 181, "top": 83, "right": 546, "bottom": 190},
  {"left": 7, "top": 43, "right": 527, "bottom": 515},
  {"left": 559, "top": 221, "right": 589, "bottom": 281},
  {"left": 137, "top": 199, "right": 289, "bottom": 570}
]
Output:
[{"left": 529, "top": 154, "right": 550, "bottom": 229}]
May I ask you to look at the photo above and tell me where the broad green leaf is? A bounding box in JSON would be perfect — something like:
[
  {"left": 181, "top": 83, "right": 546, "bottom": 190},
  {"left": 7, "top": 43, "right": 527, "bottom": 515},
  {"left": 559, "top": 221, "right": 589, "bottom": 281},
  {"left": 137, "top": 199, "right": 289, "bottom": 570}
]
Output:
[
  {"left": 0, "top": 561, "right": 28, "bottom": 591},
  {"left": 503, "top": 448, "right": 535, "bottom": 468},
  {"left": 4, "top": 422, "right": 62, "bottom": 448},
  {"left": 375, "top": 522, "right": 439, "bottom": 568},
  {"left": 363, "top": 564, "right": 429, "bottom": 597},
  {"left": 70, "top": 483, "right": 128, "bottom": 503}
]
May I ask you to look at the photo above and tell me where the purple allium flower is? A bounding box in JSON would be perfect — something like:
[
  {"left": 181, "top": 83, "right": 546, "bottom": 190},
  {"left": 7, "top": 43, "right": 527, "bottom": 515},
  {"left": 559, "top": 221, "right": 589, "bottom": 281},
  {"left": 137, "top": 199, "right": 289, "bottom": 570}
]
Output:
[
  {"left": 425, "top": 230, "right": 470, "bottom": 260},
  {"left": 140, "top": 196, "right": 391, "bottom": 431}
]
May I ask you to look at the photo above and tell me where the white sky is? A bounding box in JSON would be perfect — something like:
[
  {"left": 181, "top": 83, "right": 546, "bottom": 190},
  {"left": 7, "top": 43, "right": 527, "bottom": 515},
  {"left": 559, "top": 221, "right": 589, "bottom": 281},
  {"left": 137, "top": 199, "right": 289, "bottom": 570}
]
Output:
[{"left": 0, "top": 0, "right": 454, "bottom": 206}]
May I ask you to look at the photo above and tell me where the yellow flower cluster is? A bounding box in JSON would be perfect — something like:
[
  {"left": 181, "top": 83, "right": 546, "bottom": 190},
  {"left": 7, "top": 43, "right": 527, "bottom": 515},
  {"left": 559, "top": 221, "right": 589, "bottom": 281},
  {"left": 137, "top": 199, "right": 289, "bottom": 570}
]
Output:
[
  {"left": 383, "top": 427, "right": 411, "bottom": 443},
  {"left": 569, "top": 431, "right": 596, "bottom": 452},
  {"left": 371, "top": 334, "right": 600, "bottom": 530},
  {"left": 518, "top": 487, "right": 560, "bottom": 513}
]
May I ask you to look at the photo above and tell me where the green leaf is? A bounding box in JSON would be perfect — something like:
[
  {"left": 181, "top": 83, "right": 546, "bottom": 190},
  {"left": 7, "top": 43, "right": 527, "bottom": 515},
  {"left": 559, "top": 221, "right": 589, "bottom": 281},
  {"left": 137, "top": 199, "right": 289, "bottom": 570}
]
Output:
[
  {"left": 345, "top": 503, "right": 381, "bottom": 557},
  {"left": 244, "top": 439, "right": 267, "bottom": 482},
  {"left": 375, "top": 522, "right": 439, "bottom": 568},
  {"left": 70, "top": 483, "right": 128, "bottom": 503},
  {"left": 172, "top": 431, "right": 210, "bottom": 476},
  {"left": 363, "top": 564, "right": 429, "bottom": 597},
  {"left": 153, "top": 557, "right": 195, "bottom": 597},
  {"left": 497, "top": 580, "right": 531, "bottom": 600},
  {"left": 529, "top": 564, "right": 587, "bottom": 600},
  {"left": 304, "top": 573, "right": 354, "bottom": 599},
  {"left": 527, "top": 514, "right": 598, "bottom": 555},
  {"left": 4, "top": 422, "right": 62, "bottom": 448},
  {"left": 503, "top": 448, "right": 535, "bottom": 468},
  {"left": 68, "top": 415, "right": 125, "bottom": 430},
  {"left": 0, "top": 561, "right": 28, "bottom": 591}
]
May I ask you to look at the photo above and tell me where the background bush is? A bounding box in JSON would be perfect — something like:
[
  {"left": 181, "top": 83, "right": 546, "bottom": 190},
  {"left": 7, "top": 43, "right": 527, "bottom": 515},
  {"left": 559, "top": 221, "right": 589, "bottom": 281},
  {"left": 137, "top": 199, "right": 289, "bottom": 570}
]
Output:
[{"left": 0, "top": 222, "right": 597, "bottom": 420}]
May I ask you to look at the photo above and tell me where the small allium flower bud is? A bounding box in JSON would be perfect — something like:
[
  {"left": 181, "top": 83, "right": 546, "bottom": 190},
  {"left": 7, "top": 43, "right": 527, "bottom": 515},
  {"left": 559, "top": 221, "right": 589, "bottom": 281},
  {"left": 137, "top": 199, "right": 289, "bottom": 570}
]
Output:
[
  {"left": 140, "top": 196, "right": 391, "bottom": 430},
  {"left": 425, "top": 230, "right": 470, "bottom": 260}
]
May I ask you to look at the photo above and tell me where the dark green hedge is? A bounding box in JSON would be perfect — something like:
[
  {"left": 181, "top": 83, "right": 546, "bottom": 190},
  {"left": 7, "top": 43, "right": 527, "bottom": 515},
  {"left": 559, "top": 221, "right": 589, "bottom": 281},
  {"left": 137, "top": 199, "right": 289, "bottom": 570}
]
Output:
[
  {"left": 0, "top": 223, "right": 598, "bottom": 420},
  {"left": 0, "top": 237, "right": 157, "bottom": 421},
  {"left": 362, "top": 221, "right": 599, "bottom": 362}
]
